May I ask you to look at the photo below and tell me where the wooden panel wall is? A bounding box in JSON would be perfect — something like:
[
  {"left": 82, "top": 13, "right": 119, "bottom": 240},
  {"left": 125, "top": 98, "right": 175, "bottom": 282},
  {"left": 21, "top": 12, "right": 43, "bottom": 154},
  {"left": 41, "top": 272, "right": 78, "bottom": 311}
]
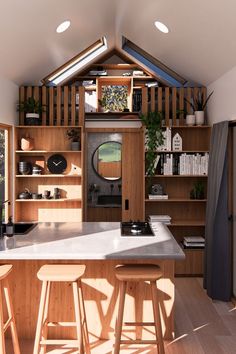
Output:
[
  {"left": 19, "top": 86, "right": 85, "bottom": 126},
  {"left": 141, "top": 86, "right": 207, "bottom": 126}
]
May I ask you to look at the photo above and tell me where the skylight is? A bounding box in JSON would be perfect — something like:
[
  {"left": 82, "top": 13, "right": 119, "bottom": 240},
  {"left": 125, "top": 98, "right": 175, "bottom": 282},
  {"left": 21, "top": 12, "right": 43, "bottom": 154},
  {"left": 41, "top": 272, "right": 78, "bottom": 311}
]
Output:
[
  {"left": 122, "top": 37, "right": 186, "bottom": 87},
  {"left": 42, "top": 37, "right": 108, "bottom": 86}
]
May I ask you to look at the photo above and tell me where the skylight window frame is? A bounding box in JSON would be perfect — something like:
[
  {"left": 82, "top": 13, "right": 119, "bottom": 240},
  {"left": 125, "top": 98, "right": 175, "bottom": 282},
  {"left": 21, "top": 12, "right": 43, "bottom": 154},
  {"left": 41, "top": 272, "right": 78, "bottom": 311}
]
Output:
[
  {"left": 122, "top": 37, "right": 187, "bottom": 87},
  {"left": 42, "top": 37, "right": 107, "bottom": 86}
]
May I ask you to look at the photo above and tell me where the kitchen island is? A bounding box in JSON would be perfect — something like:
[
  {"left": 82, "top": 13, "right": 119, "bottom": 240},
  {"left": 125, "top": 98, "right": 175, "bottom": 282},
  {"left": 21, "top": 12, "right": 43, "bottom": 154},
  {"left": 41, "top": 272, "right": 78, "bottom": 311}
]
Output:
[{"left": 0, "top": 222, "right": 184, "bottom": 342}]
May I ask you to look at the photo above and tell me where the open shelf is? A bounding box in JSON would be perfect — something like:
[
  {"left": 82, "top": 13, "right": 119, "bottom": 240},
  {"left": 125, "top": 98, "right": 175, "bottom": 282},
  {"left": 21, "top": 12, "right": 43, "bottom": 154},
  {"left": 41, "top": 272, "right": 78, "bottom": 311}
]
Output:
[
  {"left": 16, "top": 150, "right": 82, "bottom": 154},
  {"left": 145, "top": 150, "right": 209, "bottom": 153},
  {"left": 15, "top": 198, "right": 81, "bottom": 202},
  {"left": 16, "top": 175, "right": 81, "bottom": 178},
  {"left": 145, "top": 199, "right": 207, "bottom": 202},
  {"left": 168, "top": 221, "right": 205, "bottom": 227},
  {"left": 145, "top": 175, "right": 208, "bottom": 178}
]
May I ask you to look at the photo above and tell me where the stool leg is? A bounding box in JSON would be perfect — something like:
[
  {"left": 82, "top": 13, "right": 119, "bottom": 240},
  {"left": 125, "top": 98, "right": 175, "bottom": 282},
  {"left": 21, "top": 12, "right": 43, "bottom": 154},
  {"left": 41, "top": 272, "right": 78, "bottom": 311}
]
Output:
[
  {"left": 150, "top": 281, "right": 165, "bottom": 354},
  {"left": 78, "top": 280, "right": 90, "bottom": 354},
  {"left": 114, "top": 281, "right": 127, "bottom": 354},
  {"left": 40, "top": 281, "right": 51, "bottom": 354},
  {"left": 0, "top": 282, "right": 6, "bottom": 354},
  {"left": 72, "top": 281, "right": 84, "bottom": 354},
  {"left": 33, "top": 281, "right": 48, "bottom": 354},
  {"left": 3, "top": 279, "right": 20, "bottom": 354}
]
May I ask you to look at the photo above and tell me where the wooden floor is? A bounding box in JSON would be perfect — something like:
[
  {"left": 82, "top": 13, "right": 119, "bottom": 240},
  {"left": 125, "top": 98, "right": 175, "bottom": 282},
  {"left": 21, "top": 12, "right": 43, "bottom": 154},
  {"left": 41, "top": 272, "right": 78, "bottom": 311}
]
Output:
[{"left": 6, "top": 278, "right": 236, "bottom": 354}]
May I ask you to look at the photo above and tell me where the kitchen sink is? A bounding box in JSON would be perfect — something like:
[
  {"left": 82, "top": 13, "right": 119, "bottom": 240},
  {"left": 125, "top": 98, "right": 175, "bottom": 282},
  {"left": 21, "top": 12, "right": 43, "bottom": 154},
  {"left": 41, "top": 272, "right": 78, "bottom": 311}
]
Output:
[
  {"left": 1, "top": 223, "right": 37, "bottom": 235},
  {"left": 97, "top": 195, "right": 122, "bottom": 206}
]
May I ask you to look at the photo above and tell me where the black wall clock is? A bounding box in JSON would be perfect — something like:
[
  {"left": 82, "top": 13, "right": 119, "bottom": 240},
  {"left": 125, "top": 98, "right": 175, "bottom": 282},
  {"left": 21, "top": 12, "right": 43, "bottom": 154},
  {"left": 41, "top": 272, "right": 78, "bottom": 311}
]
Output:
[{"left": 47, "top": 154, "right": 67, "bottom": 174}]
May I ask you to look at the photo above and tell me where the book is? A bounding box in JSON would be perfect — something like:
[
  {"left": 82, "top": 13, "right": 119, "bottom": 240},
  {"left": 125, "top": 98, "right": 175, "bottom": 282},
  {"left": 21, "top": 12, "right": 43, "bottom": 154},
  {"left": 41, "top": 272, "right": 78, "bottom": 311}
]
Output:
[
  {"left": 183, "top": 236, "right": 205, "bottom": 243},
  {"left": 148, "top": 194, "right": 168, "bottom": 200}
]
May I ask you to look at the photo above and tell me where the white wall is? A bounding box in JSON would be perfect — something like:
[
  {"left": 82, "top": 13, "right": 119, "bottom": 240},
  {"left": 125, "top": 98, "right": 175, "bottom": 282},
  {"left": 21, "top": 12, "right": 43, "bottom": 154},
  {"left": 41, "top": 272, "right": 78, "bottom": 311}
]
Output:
[
  {"left": 0, "top": 77, "right": 18, "bottom": 125},
  {"left": 207, "top": 65, "right": 236, "bottom": 125}
]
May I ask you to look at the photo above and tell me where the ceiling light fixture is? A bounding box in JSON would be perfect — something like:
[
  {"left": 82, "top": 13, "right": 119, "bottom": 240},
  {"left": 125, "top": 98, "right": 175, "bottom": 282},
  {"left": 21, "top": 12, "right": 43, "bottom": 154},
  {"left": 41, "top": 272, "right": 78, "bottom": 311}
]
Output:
[
  {"left": 56, "top": 20, "right": 71, "bottom": 33},
  {"left": 154, "top": 21, "right": 169, "bottom": 34}
]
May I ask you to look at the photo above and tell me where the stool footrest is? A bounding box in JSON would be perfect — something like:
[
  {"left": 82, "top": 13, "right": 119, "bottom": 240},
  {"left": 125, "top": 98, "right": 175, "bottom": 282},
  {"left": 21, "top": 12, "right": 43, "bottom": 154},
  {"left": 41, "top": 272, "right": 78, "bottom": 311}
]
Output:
[
  {"left": 46, "top": 321, "right": 77, "bottom": 327},
  {"left": 120, "top": 339, "right": 159, "bottom": 345},
  {"left": 3, "top": 317, "right": 13, "bottom": 332},
  {"left": 124, "top": 321, "right": 155, "bottom": 327},
  {"left": 40, "top": 339, "right": 80, "bottom": 346}
]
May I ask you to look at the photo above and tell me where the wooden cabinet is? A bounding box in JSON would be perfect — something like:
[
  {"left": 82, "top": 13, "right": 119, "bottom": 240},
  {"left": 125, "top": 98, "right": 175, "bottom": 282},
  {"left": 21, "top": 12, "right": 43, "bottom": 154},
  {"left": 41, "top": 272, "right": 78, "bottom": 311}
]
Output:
[
  {"left": 122, "top": 130, "right": 145, "bottom": 221},
  {"left": 144, "top": 126, "right": 211, "bottom": 275},
  {"left": 14, "top": 126, "right": 84, "bottom": 222}
]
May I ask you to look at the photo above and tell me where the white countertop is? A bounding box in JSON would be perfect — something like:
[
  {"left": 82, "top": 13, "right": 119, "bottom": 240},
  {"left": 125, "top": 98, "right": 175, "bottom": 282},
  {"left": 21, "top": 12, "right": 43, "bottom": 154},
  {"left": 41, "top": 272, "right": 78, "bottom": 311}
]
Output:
[{"left": 0, "top": 222, "right": 185, "bottom": 260}]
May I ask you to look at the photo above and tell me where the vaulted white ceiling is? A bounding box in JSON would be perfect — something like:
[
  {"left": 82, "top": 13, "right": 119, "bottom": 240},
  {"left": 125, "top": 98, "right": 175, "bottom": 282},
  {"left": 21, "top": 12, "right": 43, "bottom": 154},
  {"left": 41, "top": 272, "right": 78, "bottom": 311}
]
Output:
[{"left": 1, "top": 0, "right": 236, "bottom": 86}]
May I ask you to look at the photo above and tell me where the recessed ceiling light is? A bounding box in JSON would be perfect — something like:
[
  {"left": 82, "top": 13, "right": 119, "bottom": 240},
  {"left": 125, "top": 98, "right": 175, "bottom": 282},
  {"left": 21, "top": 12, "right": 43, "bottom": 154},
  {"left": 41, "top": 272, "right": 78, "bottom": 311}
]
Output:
[
  {"left": 154, "top": 21, "right": 169, "bottom": 34},
  {"left": 56, "top": 20, "right": 71, "bottom": 33}
]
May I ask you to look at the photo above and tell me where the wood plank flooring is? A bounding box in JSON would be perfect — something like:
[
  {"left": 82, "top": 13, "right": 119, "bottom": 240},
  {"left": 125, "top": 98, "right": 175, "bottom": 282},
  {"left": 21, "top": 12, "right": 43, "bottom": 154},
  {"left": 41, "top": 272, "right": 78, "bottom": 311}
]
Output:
[{"left": 6, "top": 278, "right": 236, "bottom": 353}]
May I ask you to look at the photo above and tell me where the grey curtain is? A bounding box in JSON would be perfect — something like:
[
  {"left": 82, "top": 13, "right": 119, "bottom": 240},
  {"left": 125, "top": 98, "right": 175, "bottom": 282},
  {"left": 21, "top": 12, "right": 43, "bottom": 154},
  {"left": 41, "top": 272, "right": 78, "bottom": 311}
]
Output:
[{"left": 204, "top": 121, "right": 231, "bottom": 301}]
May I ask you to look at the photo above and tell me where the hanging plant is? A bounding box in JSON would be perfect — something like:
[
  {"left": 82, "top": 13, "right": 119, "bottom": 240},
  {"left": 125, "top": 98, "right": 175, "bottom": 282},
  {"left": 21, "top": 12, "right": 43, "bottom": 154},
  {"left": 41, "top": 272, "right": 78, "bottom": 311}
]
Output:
[{"left": 140, "top": 111, "right": 164, "bottom": 176}]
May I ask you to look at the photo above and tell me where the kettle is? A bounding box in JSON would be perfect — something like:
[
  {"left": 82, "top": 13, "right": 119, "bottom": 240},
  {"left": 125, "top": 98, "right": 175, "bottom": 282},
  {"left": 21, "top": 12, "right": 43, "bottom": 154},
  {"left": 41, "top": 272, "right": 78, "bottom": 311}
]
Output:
[{"left": 18, "top": 188, "right": 32, "bottom": 199}]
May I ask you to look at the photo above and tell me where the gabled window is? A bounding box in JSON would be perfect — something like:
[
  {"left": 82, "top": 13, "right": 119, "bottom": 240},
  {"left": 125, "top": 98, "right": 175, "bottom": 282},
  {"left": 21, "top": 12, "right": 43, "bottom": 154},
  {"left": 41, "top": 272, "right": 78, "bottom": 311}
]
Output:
[
  {"left": 122, "top": 37, "right": 187, "bottom": 87},
  {"left": 42, "top": 37, "right": 108, "bottom": 86}
]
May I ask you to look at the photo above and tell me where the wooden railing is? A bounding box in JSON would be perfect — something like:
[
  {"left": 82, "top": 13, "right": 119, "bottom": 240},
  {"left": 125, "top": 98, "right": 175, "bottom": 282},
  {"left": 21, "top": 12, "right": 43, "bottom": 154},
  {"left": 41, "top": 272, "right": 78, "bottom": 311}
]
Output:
[
  {"left": 19, "top": 85, "right": 206, "bottom": 127},
  {"left": 19, "top": 86, "right": 85, "bottom": 126},
  {"left": 141, "top": 86, "right": 207, "bottom": 126}
]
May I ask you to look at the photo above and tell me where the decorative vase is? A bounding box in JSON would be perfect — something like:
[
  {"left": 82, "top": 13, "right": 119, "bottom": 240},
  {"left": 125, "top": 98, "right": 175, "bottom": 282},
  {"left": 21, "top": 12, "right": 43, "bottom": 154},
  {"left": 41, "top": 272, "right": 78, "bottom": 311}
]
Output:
[
  {"left": 195, "top": 111, "right": 204, "bottom": 125},
  {"left": 71, "top": 141, "right": 80, "bottom": 151},
  {"left": 25, "top": 113, "right": 41, "bottom": 126},
  {"left": 186, "top": 114, "right": 195, "bottom": 126},
  {"left": 20, "top": 136, "right": 34, "bottom": 151}
]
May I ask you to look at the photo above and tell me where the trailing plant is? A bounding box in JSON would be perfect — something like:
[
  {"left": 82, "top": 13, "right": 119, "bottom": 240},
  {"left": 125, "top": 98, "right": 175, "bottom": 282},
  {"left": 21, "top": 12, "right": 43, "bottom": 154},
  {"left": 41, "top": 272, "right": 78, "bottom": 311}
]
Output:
[
  {"left": 140, "top": 111, "right": 164, "bottom": 176},
  {"left": 17, "top": 97, "right": 45, "bottom": 114},
  {"left": 184, "top": 91, "right": 214, "bottom": 111}
]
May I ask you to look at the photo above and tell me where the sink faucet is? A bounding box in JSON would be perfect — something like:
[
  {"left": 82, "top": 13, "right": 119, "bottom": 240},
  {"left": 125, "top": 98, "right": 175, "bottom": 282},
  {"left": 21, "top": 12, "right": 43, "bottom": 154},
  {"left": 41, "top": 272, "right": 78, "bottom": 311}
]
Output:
[{"left": 0, "top": 200, "right": 10, "bottom": 237}]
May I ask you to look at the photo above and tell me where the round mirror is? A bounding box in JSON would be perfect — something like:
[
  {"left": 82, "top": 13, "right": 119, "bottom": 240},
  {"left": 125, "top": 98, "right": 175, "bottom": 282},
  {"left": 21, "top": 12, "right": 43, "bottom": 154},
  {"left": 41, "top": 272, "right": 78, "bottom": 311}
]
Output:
[{"left": 92, "top": 141, "right": 122, "bottom": 181}]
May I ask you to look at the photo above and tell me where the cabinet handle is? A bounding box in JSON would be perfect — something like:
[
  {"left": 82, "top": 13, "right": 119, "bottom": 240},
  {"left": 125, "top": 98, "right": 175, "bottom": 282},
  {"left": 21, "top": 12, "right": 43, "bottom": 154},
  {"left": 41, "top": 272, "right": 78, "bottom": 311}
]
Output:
[{"left": 125, "top": 199, "right": 129, "bottom": 210}]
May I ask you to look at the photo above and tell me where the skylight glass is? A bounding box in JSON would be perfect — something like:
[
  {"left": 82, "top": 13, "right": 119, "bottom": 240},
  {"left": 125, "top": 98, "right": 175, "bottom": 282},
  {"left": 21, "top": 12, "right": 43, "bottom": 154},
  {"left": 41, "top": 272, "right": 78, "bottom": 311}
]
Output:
[
  {"left": 122, "top": 37, "right": 186, "bottom": 87},
  {"left": 42, "top": 37, "right": 108, "bottom": 85}
]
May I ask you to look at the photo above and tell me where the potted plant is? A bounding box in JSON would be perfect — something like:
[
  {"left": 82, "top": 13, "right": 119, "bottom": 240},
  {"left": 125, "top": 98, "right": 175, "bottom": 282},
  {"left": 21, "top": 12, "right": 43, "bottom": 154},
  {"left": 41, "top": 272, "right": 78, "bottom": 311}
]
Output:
[
  {"left": 185, "top": 91, "right": 213, "bottom": 125},
  {"left": 190, "top": 181, "right": 205, "bottom": 199},
  {"left": 17, "top": 97, "right": 45, "bottom": 126},
  {"left": 140, "top": 111, "right": 164, "bottom": 176},
  {"left": 67, "top": 128, "right": 81, "bottom": 151}
]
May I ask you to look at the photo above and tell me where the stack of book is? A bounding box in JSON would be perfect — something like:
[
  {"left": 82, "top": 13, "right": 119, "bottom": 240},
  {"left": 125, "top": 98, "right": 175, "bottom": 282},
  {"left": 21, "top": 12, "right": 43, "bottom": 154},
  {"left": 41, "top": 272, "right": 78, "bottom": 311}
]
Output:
[
  {"left": 148, "top": 215, "right": 171, "bottom": 225},
  {"left": 183, "top": 236, "right": 205, "bottom": 249},
  {"left": 148, "top": 194, "right": 168, "bottom": 200},
  {"left": 89, "top": 70, "right": 107, "bottom": 76}
]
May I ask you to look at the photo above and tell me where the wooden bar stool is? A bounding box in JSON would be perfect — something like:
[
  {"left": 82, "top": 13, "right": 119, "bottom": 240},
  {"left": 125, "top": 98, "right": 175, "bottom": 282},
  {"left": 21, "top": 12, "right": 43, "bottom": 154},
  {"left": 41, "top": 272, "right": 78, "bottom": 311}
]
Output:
[
  {"left": 33, "top": 264, "right": 90, "bottom": 354},
  {"left": 114, "top": 264, "right": 165, "bottom": 354},
  {"left": 0, "top": 264, "right": 20, "bottom": 354}
]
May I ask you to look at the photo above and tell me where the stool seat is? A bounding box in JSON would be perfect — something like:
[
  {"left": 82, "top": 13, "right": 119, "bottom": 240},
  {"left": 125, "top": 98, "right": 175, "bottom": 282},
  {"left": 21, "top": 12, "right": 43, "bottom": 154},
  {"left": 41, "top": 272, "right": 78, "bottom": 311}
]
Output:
[
  {"left": 37, "top": 264, "right": 86, "bottom": 282},
  {"left": 0, "top": 264, "right": 12, "bottom": 280},
  {"left": 115, "top": 264, "right": 162, "bottom": 281}
]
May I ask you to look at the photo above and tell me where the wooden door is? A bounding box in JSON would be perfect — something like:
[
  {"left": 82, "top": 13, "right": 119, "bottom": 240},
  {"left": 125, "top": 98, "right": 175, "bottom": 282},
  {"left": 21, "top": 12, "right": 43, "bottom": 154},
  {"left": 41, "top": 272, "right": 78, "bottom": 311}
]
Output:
[{"left": 122, "top": 130, "right": 145, "bottom": 221}]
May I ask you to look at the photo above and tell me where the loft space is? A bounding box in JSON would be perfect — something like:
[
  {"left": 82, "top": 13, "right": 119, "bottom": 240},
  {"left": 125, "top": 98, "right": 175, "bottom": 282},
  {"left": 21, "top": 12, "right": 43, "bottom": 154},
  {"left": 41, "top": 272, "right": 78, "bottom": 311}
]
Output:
[{"left": 41, "top": 37, "right": 199, "bottom": 88}]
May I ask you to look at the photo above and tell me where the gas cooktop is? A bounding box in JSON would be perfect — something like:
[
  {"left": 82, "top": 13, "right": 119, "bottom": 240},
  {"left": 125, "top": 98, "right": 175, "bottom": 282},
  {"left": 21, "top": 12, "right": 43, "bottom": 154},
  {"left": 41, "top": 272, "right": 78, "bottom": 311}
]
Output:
[{"left": 120, "top": 221, "right": 155, "bottom": 237}]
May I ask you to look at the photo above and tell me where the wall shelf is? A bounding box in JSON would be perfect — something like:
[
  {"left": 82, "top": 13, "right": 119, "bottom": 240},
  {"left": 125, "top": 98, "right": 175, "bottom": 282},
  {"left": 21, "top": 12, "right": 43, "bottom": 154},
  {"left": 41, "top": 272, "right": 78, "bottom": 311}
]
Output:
[
  {"left": 145, "top": 199, "right": 207, "bottom": 202},
  {"left": 15, "top": 198, "right": 81, "bottom": 202},
  {"left": 16, "top": 175, "right": 81, "bottom": 178},
  {"left": 145, "top": 175, "right": 208, "bottom": 178},
  {"left": 16, "top": 150, "right": 81, "bottom": 154}
]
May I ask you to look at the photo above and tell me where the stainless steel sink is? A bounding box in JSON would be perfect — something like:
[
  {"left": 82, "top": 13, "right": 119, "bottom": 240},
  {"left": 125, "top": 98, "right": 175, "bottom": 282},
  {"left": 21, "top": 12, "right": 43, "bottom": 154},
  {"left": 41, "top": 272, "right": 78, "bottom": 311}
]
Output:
[
  {"left": 97, "top": 195, "right": 122, "bottom": 206},
  {"left": 1, "top": 223, "right": 37, "bottom": 235}
]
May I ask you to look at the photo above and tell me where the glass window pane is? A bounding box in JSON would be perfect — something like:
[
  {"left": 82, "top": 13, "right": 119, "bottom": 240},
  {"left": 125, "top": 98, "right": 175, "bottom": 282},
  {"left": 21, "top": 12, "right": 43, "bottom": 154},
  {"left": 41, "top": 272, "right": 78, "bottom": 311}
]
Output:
[{"left": 0, "top": 128, "right": 8, "bottom": 222}]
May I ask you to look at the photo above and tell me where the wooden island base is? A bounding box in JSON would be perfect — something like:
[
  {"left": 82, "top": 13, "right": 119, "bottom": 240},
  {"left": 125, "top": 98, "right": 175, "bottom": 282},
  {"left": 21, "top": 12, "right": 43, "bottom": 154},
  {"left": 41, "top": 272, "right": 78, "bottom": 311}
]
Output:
[{"left": 1, "top": 259, "right": 175, "bottom": 341}]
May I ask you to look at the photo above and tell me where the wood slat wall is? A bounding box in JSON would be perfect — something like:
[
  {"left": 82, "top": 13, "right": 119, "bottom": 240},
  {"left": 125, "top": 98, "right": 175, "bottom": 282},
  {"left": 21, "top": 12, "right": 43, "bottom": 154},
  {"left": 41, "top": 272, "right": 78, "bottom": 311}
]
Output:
[
  {"left": 19, "top": 86, "right": 85, "bottom": 126},
  {"left": 142, "top": 86, "right": 207, "bottom": 126}
]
